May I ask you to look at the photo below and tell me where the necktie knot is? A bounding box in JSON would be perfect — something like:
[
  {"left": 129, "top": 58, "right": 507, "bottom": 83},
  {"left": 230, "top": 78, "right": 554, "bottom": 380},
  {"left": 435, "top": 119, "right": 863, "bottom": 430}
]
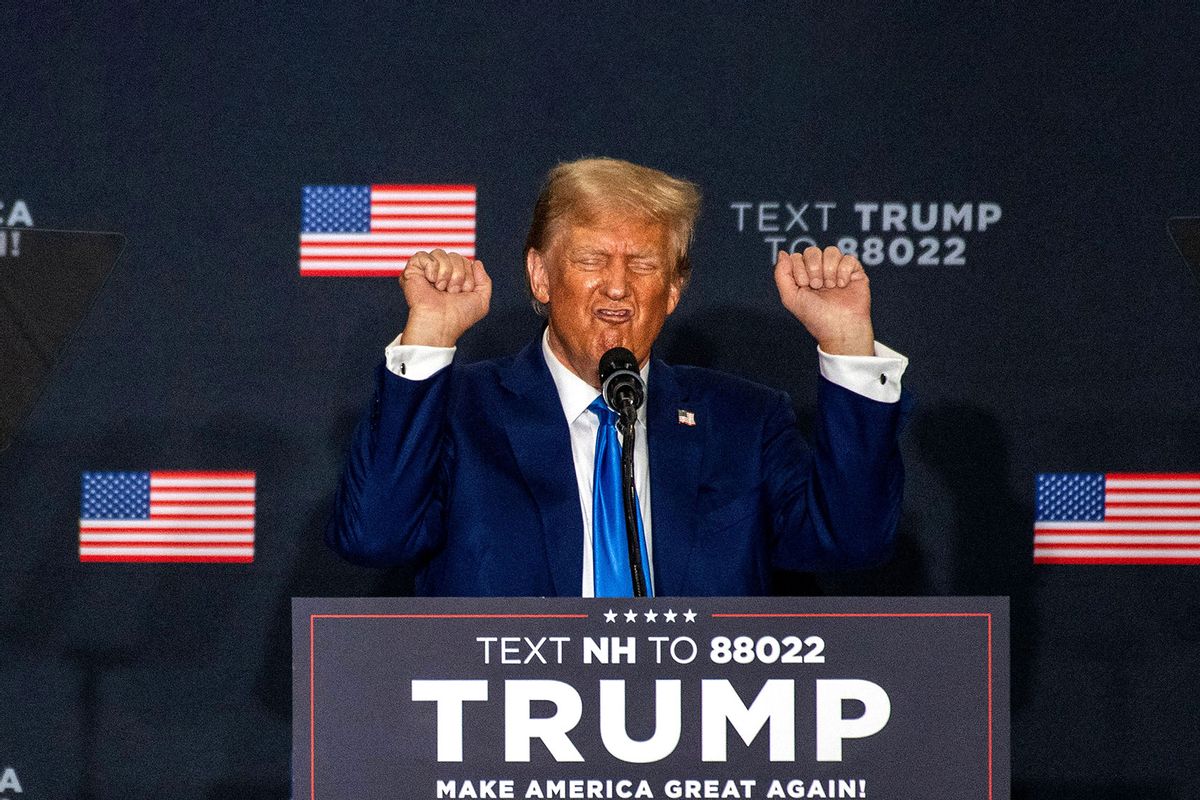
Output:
[{"left": 588, "top": 396, "right": 618, "bottom": 427}]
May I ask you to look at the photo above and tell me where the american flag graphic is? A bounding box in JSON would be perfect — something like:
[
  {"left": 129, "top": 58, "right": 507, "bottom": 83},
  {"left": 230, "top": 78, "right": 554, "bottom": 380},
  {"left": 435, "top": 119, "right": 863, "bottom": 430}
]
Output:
[
  {"left": 79, "top": 471, "right": 255, "bottom": 563},
  {"left": 299, "top": 184, "right": 476, "bottom": 276},
  {"left": 1034, "top": 473, "right": 1200, "bottom": 564}
]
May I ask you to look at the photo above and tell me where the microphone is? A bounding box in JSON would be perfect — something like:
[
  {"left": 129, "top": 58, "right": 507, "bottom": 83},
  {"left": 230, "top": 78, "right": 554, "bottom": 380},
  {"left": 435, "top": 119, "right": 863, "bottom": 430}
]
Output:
[
  {"left": 598, "top": 346, "right": 649, "bottom": 598},
  {"left": 599, "top": 347, "right": 645, "bottom": 421}
]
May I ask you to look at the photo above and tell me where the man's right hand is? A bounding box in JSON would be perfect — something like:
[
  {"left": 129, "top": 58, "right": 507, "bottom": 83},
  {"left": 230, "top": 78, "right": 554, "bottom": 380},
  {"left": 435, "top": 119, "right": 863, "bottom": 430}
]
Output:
[{"left": 400, "top": 249, "right": 492, "bottom": 347}]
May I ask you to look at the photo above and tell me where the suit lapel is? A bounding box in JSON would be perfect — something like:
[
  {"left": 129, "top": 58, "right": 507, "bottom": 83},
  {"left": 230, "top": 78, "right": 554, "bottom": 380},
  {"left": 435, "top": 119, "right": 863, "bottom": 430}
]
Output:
[
  {"left": 647, "top": 359, "right": 704, "bottom": 596},
  {"left": 499, "top": 339, "right": 583, "bottom": 596}
]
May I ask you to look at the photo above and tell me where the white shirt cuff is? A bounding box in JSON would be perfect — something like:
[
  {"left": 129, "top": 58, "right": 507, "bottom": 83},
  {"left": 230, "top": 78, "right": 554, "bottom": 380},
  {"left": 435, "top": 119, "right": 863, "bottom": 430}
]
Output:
[
  {"left": 384, "top": 332, "right": 456, "bottom": 380},
  {"left": 817, "top": 341, "right": 908, "bottom": 403}
]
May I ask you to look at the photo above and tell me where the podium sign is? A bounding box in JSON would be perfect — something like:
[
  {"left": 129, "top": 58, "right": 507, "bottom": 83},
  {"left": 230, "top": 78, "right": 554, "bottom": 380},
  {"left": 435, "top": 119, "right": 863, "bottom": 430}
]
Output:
[{"left": 293, "top": 597, "right": 1008, "bottom": 800}]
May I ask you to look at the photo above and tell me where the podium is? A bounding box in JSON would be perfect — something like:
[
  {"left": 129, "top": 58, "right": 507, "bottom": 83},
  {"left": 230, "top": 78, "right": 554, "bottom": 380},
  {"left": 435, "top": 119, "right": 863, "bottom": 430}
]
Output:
[{"left": 293, "top": 597, "right": 1009, "bottom": 800}]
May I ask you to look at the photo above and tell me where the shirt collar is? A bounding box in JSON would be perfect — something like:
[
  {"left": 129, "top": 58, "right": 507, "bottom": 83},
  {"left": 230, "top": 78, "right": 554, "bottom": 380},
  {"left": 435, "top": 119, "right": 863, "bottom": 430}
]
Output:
[{"left": 541, "top": 328, "right": 650, "bottom": 425}]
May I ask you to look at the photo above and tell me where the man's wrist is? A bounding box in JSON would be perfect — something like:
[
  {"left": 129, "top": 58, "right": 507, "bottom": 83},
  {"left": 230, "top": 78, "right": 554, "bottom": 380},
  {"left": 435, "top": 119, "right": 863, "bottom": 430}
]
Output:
[
  {"left": 816, "top": 328, "right": 875, "bottom": 356},
  {"left": 402, "top": 312, "right": 461, "bottom": 348}
]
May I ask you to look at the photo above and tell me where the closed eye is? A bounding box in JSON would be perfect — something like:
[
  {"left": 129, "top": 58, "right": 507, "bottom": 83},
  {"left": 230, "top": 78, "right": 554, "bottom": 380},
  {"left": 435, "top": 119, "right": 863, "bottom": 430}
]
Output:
[
  {"left": 569, "top": 250, "right": 608, "bottom": 268},
  {"left": 628, "top": 259, "right": 662, "bottom": 273}
]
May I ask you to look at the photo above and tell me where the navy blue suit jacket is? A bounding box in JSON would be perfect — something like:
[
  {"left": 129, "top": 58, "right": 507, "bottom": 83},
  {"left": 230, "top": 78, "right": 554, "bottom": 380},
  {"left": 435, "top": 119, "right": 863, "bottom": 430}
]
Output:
[{"left": 327, "top": 338, "right": 906, "bottom": 596}]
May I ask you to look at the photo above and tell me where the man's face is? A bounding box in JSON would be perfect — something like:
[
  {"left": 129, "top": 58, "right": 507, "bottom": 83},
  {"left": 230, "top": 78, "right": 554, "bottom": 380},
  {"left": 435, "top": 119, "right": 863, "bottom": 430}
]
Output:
[{"left": 527, "top": 212, "right": 682, "bottom": 388}]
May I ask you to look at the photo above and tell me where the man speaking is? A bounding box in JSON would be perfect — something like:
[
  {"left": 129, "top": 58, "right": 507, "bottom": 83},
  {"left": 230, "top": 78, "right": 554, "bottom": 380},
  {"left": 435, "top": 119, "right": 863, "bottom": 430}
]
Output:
[{"left": 327, "top": 158, "right": 908, "bottom": 596}]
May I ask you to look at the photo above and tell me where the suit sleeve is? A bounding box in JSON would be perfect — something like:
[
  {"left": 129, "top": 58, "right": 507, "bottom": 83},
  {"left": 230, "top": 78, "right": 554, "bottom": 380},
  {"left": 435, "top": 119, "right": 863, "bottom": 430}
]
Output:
[
  {"left": 765, "top": 377, "right": 910, "bottom": 571},
  {"left": 325, "top": 362, "right": 453, "bottom": 567}
]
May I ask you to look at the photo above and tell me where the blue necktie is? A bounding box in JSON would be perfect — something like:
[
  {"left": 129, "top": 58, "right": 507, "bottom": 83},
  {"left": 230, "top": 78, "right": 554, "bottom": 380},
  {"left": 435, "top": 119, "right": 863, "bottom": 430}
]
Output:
[{"left": 589, "top": 396, "right": 653, "bottom": 597}]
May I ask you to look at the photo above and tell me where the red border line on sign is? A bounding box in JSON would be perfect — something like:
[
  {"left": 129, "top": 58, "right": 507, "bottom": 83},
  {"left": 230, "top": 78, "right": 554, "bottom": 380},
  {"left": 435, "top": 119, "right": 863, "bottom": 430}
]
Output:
[
  {"left": 988, "top": 614, "right": 993, "bottom": 800},
  {"left": 314, "top": 614, "right": 319, "bottom": 796},
  {"left": 307, "top": 610, "right": 995, "bottom": 800},
  {"left": 711, "top": 612, "right": 990, "bottom": 617},
  {"left": 714, "top": 611, "right": 994, "bottom": 800},
  {"left": 309, "top": 613, "right": 590, "bottom": 800},
  {"left": 312, "top": 618, "right": 588, "bottom": 623}
]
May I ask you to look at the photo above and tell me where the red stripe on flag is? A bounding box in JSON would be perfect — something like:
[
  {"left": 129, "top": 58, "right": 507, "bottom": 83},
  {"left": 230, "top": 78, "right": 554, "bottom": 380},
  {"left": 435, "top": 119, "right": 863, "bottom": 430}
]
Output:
[
  {"left": 1106, "top": 501, "right": 1200, "bottom": 507},
  {"left": 79, "top": 555, "right": 255, "bottom": 563},
  {"left": 148, "top": 500, "right": 255, "bottom": 506},
  {"left": 370, "top": 213, "right": 476, "bottom": 219},
  {"left": 371, "top": 184, "right": 475, "bottom": 191},
  {"left": 1034, "top": 556, "right": 1200, "bottom": 564},
  {"left": 150, "top": 471, "right": 256, "bottom": 479},
  {"left": 371, "top": 201, "right": 475, "bottom": 206},
  {"left": 299, "top": 255, "right": 456, "bottom": 261},
  {"left": 1106, "top": 473, "right": 1200, "bottom": 480},
  {"left": 1107, "top": 488, "right": 1200, "bottom": 494},
  {"left": 300, "top": 237, "right": 474, "bottom": 246},
  {"left": 298, "top": 269, "right": 405, "bottom": 276}
]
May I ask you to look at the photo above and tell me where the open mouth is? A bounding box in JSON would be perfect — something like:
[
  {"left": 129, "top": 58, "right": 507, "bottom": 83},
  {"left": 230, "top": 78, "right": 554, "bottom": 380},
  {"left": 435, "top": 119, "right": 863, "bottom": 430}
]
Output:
[{"left": 594, "top": 308, "right": 633, "bottom": 323}]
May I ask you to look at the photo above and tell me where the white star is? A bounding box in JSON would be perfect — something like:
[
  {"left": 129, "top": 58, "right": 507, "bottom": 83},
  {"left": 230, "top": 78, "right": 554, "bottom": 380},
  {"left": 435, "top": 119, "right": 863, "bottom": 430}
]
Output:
[
  {"left": 643, "top": 609, "right": 658, "bottom": 622},
  {"left": 663, "top": 609, "right": 678, "bottom": 622},
  {"left": 604, "top": 609, "right": 617, "bottom": 623},
  {"left": 683, "top": 609, "right": 698, "bottom": 623},
  {"left": 624, "top": 609, "right": 638, "bottom": 623}
]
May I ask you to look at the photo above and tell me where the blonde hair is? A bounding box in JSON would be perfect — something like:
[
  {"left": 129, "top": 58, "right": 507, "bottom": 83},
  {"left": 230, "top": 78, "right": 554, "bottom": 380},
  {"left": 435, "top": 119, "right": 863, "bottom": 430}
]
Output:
[{"left": 524, "top": 157, "right": 702, "bottom": 315}]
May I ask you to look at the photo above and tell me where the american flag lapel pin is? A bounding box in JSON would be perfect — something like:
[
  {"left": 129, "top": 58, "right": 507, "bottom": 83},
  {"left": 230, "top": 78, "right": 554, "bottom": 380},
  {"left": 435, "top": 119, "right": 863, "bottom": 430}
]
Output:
[{"left": 677, "top": 409, "right": 696, "bottom": 426}]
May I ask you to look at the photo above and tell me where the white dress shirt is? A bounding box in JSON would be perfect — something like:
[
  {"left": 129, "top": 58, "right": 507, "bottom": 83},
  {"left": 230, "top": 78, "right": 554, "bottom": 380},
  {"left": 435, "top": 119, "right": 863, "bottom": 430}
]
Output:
[{"left": 384, "top": 330, "right": 908, "bottom": 596}]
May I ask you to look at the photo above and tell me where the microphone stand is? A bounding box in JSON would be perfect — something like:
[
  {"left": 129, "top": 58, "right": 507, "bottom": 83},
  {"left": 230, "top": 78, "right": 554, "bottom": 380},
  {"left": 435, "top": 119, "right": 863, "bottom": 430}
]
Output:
[{"left": 617, "top": 400, "right": 649, "bottom": 597}]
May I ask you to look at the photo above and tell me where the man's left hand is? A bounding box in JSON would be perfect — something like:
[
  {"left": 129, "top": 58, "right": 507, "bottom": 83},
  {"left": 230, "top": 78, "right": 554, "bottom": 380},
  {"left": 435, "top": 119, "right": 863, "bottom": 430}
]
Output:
[{"left": 773, "top": 246, "right": 875, "bottom": 356}]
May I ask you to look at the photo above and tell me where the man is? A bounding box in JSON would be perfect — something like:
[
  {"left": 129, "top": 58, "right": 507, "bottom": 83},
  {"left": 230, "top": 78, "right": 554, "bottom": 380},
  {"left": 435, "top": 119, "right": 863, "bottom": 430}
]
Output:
[{"left": 327, "top": 158, "right": 908, "bottom": 596}]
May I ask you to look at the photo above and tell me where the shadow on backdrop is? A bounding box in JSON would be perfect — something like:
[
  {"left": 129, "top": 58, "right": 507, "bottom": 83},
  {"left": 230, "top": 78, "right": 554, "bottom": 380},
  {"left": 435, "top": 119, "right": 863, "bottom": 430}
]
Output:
[
  {"left": 256, "top": 406, "right": 419, "bottom": 725},
  {"left": 1014, "top": 781, "right": 1177, "bottom": 800},
  {"left": 915, "top": 404, "right": 1039, "bottom": 711},
  {"left": 1, "top": 412, "right": 298, "bottom": 798}
]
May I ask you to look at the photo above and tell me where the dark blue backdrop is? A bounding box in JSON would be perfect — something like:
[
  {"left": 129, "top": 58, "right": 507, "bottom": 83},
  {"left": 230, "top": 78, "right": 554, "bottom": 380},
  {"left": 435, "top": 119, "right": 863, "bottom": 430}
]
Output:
[{"left": 3, "top": 2, "right": 1199, "bottom": 796}]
